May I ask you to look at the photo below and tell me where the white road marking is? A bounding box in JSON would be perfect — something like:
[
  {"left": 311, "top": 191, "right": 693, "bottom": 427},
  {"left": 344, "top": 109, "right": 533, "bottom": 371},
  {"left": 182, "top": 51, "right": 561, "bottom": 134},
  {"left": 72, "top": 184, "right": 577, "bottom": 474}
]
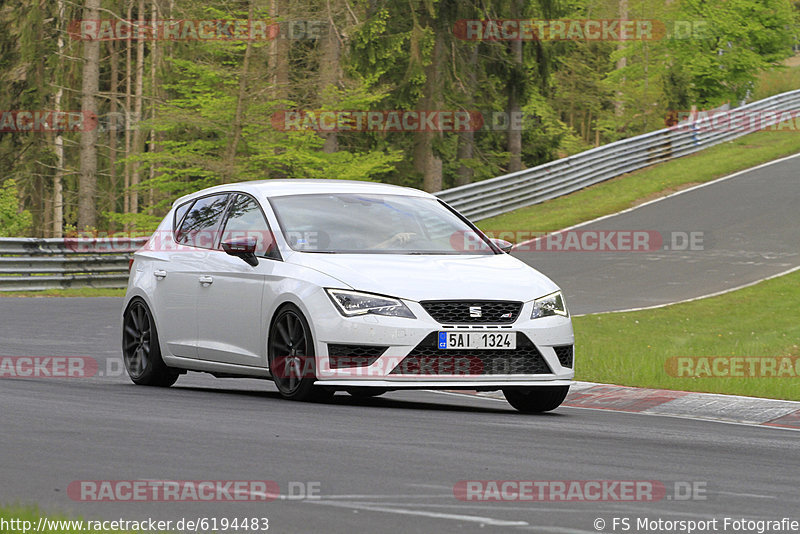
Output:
[
  {"left": 308, "top": 499, "right": 529, "bottom": 526},
  {"left": 714, "top": 491, "right": 777, "bottom": 499},
  {"left": 513, "top": 152, "right": 800, "bottom": 251},
  {"left": 577, "top": 264, "right": 800, "bottom": 316},
  {"left": 507, "top": 151, "right": 800, "bottom": 316}
]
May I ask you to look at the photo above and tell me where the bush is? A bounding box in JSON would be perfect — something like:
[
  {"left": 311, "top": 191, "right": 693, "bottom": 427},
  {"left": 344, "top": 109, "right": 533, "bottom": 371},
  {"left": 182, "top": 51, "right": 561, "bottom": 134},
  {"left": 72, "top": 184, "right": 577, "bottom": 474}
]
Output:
[{"left": 0, "top": 179, "right": 32, "bottom": 237}]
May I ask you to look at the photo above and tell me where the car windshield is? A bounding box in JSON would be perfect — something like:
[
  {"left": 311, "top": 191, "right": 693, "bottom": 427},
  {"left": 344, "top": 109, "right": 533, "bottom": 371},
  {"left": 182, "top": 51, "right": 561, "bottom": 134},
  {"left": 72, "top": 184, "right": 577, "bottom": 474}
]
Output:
[{"left": 269, "top": 193, "right": 496, "bottom": 255}]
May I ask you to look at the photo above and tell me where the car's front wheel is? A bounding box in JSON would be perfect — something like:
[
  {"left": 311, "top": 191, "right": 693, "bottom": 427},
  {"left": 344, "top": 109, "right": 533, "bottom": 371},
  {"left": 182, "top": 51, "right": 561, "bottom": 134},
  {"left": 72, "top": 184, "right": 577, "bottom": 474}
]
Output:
[
  {"left": 122, "top": 299, "right": 179, "bottom": 387},
  {"left": 503, "top": 386, "right": 569, "bottom": 413},
  {"left": 268, "top": 304, "right": 331, "bottom": 402}
]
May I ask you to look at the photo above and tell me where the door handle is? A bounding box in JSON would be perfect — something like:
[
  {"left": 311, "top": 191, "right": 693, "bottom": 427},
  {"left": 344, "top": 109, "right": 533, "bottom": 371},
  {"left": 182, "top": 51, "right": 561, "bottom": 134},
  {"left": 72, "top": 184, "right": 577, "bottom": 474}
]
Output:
[
  {"left": 198, "top": 275, "right": 214, "bottom": 285},
  {"left": 153, "top": 269, "right": 167, "bottom": 279}
]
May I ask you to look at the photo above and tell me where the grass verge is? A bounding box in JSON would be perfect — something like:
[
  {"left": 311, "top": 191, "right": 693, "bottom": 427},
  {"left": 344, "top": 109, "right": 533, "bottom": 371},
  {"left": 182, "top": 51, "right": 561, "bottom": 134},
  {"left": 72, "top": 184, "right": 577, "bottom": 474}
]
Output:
[
  {"left": 478, "top": 124, "right": 800, "bottom": 238},
  {"left": 0, "top": 288, "right": 125, "bottom": 298},
  {"left": 751, "top": 55, "right": 800, "bottom": 100},
  {"left": 573, "top": 270, "right": 800, "bottom": 401}
]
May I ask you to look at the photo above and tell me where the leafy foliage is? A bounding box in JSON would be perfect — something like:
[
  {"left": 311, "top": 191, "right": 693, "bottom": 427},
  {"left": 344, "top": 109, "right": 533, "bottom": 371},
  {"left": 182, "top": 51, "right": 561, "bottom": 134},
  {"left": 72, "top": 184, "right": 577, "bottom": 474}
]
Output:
[
  {"left": 0, "top": 0, "right": 797, "bottom": 235},
  {"left": 0, "top": 180, "right": 32, "bottom": 236}
]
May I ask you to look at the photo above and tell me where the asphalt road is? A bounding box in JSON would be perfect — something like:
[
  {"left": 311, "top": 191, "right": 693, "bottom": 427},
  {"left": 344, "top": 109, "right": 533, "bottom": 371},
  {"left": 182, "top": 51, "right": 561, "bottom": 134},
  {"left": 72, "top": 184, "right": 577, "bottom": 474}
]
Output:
[
  {"left": 1, "top": 298, "right": 798, "bottom": 533},
  {"left": 514, "top": 155, "right": 800, "bottom": 314}
]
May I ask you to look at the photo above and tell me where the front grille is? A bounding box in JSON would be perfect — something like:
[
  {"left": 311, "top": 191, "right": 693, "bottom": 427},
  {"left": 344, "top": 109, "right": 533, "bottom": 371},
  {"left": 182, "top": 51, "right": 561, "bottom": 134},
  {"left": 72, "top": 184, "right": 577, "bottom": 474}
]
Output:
[
  {"left": 553, "top": 345, "right": 574, "bottom": 368},
  {"left": 389, "top": 332, "right": 551, "bottom": 375},
  {"left": 327, "top": 344, "right": 387, "bottom": 369},
  {"left": 420, "top": 300, "right": 523, "bottom": 324}
]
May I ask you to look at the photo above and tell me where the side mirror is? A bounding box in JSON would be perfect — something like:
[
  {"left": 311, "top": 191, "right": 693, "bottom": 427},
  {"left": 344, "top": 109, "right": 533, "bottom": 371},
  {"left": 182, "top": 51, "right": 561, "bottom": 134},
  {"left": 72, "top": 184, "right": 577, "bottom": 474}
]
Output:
[
  {"left": 490, "top": 238, "right": 514, "bottom": 254},
  {"left": 222, "top": 237, "right": 259, "bottom": 267}
]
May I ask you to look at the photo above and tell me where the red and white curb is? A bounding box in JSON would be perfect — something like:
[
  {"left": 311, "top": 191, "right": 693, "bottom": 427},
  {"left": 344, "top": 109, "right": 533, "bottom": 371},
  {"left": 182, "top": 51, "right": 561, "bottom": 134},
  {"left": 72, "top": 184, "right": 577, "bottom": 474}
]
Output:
[{"left": 467, "top": 382, "right": 800, "bottom": 429}]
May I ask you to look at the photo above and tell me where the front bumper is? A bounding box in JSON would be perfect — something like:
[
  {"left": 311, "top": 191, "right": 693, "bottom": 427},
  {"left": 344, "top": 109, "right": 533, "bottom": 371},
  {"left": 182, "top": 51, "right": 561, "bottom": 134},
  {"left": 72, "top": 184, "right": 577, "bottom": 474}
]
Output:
[{"left": 310, "top": 297, "right": 575, "bottom": 387}]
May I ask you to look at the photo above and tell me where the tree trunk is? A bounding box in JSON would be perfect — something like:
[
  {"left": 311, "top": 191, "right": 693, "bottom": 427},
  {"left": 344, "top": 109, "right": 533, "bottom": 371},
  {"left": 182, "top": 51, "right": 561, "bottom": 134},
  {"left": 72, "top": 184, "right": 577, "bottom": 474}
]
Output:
[
  {"left": 124, "top": 0, "right": 132, "bottom": 221},
  {"left": 414, "top": 29, "right": 444, "bottom": 193},
  {"left": 130, "top": 0, "right": 146, "bottom": 219},
  {"left": 319, "top": 6, "right": 342, "bottom": 154},
  {"left": 225, "top": 0, "right": 255, "bottom": 181},
  {"left": 455, "top": 45, "right": 477, "bottom": 186},
  {"left": 52, "top": 0, "right": 65, "bottom": 237},
  {"left": 78, "top": 0, "right": 101, "bottom": 230},
  {"left": 614, "top": 0, "right": 628, "bottom": 116},
  {"left": 148, "top": 0, "right": 158, "bottom": 206},
  {"left": 507, "top": 34, "right": 523, "bottom": 173},
  {"left": 269, "top": 0, "right": 289, "bottom": 101},
  {"left": 108, "top": 38, "right": 119, "bottom": 230}
]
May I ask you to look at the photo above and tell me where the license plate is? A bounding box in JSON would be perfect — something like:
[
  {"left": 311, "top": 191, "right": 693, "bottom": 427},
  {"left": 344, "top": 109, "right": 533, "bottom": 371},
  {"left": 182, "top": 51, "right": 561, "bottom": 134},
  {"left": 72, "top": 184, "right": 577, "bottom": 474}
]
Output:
[{"left": 438, "top": 331, "right": 516, "bottom": 350}]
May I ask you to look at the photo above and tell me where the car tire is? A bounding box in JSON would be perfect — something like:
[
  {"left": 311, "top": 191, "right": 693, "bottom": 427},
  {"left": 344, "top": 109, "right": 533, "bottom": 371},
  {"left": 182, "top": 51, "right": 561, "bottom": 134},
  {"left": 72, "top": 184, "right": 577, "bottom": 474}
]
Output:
[
  {"left": 502, "top": 386, "right": 569, "bottom": 413},
  {"left": 122, "top": 299, "right": 180, "bottom": 387},
  {"left": 268, "top": 304, "right": 331, "bottom": 402},
  {"left": 346, "top": 387, "right": 388, "bottom": 398}
]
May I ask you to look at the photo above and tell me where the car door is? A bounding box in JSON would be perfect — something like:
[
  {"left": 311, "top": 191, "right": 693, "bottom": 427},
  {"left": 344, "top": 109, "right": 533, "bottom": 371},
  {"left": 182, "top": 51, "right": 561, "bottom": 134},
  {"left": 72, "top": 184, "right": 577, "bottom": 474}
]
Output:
[
  {"left": 150, "top": 193, "right": 230, "bottom": 359},
  {"left": 195, "top": 193, "right": 281, "bottom": 367}
]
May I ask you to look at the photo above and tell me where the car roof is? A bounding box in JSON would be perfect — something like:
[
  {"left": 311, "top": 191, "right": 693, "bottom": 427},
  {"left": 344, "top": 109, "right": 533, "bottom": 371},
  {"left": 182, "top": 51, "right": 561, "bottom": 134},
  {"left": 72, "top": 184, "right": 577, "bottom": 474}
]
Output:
[{"left": 172, "top": 179, "right": 433, "bottom": 207}]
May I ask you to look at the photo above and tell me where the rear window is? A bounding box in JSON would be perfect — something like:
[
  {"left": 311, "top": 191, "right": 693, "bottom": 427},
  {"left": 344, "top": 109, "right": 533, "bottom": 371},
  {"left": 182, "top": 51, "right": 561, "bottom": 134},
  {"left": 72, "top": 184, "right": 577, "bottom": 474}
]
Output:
[
  {"left": 175, "top": 194, "right": 230, "bottom": 249},
  {"left": 173, "top": 200, "right": 194, "bottom": 230}
]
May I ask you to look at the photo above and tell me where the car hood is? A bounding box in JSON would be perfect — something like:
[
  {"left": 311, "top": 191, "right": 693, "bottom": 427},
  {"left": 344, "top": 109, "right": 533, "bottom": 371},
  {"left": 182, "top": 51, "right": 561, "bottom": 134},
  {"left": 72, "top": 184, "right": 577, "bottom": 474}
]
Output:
[{"left": 287, "top": 252, "right": 560, "bottom": 302}]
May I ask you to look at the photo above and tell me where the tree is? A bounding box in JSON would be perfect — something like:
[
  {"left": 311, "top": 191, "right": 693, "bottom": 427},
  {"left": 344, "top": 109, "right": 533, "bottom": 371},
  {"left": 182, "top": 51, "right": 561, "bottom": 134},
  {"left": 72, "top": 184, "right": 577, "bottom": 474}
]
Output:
[{"left": 78, "top": 0, "right": 101, "bottom": 230}]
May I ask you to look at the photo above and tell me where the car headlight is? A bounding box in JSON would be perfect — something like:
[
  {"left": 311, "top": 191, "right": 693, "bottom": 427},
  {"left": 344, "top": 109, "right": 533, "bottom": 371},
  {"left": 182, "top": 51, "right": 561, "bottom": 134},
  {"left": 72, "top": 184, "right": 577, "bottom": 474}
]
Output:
[
  {"left": 326, "top": 289, "right": 416, "bottom": 318},
  {"left": 531, "top": 291, "right": 568, "bottom": 319}
]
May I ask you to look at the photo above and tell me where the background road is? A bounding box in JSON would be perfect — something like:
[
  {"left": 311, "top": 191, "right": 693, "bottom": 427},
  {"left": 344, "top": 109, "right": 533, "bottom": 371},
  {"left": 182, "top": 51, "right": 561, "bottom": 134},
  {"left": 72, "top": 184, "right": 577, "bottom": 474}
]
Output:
[
  {"left": 515, "top": 156, "right": 800, "bottom": 314},
  {"left": 1, "top": 298, "right": 798, "bottom": 533}
]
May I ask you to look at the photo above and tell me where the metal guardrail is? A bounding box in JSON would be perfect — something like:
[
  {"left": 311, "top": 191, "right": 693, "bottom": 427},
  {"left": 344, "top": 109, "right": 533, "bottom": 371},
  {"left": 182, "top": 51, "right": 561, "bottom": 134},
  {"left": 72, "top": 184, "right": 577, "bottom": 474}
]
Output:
[
  {"left": 5, "top": 89, "right": 800, "bottom": 291},
  {"left": 0, "top": 237, "right": 148, "bottom": 291},
  {"left": 436, "top": 89, "right": 800, "bottom": 221}
]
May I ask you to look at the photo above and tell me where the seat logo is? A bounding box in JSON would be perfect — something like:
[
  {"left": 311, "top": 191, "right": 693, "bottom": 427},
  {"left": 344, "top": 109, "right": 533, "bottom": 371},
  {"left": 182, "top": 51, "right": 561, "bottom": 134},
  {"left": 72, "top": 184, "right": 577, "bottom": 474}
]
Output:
[{"left": 469, "top": 306, "right": 482, "bottom": 318}]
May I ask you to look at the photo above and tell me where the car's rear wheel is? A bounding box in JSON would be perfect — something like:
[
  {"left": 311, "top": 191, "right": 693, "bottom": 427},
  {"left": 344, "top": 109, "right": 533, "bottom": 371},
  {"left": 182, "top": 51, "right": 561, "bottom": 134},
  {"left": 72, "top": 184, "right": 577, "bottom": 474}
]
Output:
[
  {"left": 268, "top": 304, "right": 331, "bottom": 402},
  {"left": 346, "top": 387, "right": 388, "bottom": 398},
  {"left": 503, "top": 386, "right": 569, "bottom": 413},
  {"left": 122, "top": 299, "right": 179, "bottom": 387}
]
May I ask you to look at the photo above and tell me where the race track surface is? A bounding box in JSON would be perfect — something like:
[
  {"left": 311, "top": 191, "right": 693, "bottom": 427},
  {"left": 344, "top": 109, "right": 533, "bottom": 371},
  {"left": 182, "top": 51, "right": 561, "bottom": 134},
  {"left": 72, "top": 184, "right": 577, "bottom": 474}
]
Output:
[
  {"left": 1, "top": 298, "right": 798, "bottom": 533},
  {"left": 514, "top": 156, "right": 800, "bottom": 314}
]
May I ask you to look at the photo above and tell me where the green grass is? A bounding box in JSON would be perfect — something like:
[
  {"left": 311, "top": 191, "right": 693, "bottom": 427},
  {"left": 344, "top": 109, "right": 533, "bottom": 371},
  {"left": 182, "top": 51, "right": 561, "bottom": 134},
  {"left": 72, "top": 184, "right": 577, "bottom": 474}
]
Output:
[
  {"left": 0, "top": 288, "right": 125, "bottom": 298},
  {"left": 751, "top": 58, "right": 800, "bottom": 100},
  {"left": 573, "top": 270, "right": 800, "bottom": 401},
  {"left": 478, "top": 122, "right": 800, "bottom": 239}
]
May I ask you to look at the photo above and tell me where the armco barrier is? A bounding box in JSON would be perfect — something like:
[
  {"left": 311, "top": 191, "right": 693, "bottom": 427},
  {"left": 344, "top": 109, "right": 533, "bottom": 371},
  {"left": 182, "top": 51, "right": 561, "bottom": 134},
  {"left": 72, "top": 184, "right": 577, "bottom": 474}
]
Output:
[
  {"left": 435, "top": 89, "right": 800, "bottom": 221},
  {"left": 0, "top": 237, "right": 148, "bottom": 291}
]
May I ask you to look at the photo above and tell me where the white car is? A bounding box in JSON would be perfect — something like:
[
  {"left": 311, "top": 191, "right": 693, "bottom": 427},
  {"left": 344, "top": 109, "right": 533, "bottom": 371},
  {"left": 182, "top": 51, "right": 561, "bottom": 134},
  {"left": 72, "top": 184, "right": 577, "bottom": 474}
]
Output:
[{"left": 122, "top": 180, "right": 574, "bottom": 412}]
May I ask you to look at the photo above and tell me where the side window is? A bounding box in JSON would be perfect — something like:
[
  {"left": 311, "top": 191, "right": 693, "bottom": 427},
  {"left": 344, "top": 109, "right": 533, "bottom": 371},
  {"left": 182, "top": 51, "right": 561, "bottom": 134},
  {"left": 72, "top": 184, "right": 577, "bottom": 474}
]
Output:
[
  {"left": 175, "top": 194, "right": 229, "bottom": 249},
  {"left": 173, "top": 200, "right": 194, "bottom": 231},
  {"left": 219, "top": 194, "right": 278, "bottom": 258}
]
